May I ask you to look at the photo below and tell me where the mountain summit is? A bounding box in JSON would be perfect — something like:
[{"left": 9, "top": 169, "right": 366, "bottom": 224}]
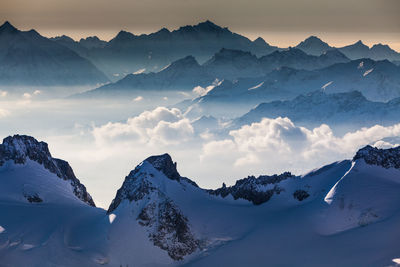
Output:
[
  {"left": 0, "top": 135, "right": 95, "bottom": 206},
  {"left": 107, "top": 153, "right": 201, "bottom": 261},
  {"left": 0, "top": 21, "right": 109, "bottom": 86},
  {"left": 145, "top": 153, "right": 181, "bottom": 181},
  {"left": 0, "top": 21, "right": 18, "bottom": 33},
  {"left": 354, "top": 145, "right": 400, "bottom": 169},
  {"left": 296, "top": 36, "right": 332, "bottom": 55},
  {"left": 2, "top": 136, "right": 400, "bottom": 265}
]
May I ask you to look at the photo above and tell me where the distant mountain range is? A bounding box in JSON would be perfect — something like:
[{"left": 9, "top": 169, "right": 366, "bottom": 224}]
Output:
[
  {"left": 0, "top": 21, "right": 109, "bottom": 87},
  {"left": 54, "top": 23, "right": 400, "bottom": 81},
  {"left": 79, "top": 47, "right": 352, "bottom": 97},
  {"left": 177, "top": 58, "right": 400, "bottom": 118},
  {"left": 52, "top": 20, "right": 279, "bottom": 80},
  {"left": 1, "top": 19, "right": 399, "bottom": 95},
  {"left": 295, "top": 36, "right": 400, "bottom": 61},
  {"left": 233, "top": 90, "right": 400, "bottom": 132},
  {"left": 2, "top": 135, "right": 400, "bottom": 266},
  {"left": 78, "top": 56, "right": 216, "bottom": 97}
]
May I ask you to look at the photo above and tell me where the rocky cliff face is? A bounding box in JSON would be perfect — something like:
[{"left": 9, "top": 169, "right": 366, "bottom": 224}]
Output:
[
  {"left": 0, "top": 135, "right": 95, "bottom": 206},
  {"left": 353, "top": 145, "right": 400, "bottom": 169},
  {"left": 209, "top": 172, "right": 295, "bottom": 205},
  {"left": 108, "top": 153, "right": 201, "bottom": 260}
]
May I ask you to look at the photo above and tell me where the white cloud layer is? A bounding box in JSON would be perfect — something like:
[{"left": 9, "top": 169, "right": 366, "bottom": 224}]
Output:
[
  {"left": 92, "top": 107, "right": 194, "bottom": 146},
  {"left": 89, "top": 109, "right": 400, "bottom": 193},
  {"left": 201, "top": 117, "right": 400, "bottom": 170}
]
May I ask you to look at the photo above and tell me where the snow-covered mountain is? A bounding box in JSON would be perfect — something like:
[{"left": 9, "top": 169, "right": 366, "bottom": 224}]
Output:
[
  {"left": 78, "top": 55, "right": 215, "bottom": 97},
  {"left": 2, "top": 135, "right": 400, "bottom": 266},
  {"left": 0, "top": 135, "right": 95, "bottom": 206},
  {"left": 80, "top": 48, "right": 351, "bottom": 98},
  {"left": 233, "top": 90, "right": 400, "bottom": 132},
  {"left": 181, "top": 58, "right": 400, "bottom": 118},
  {"left": 0, "top": 21, "right": 109, "bottom": 86},
  {"left": 0, "top": 19, "right": 397, "bottom": 87}
]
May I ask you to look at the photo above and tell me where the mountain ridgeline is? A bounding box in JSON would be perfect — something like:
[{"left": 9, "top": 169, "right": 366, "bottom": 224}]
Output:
[
  {"left": 1, "top": 20, "right": 399, "bottom": 92},
  {"left": 1, "top": 135, "right": 400, "bottom": 266},
  {"left": 80, "top": 48, "right": 400, "bottom": 101},
  {"left": 0, "top": 21, "right": 109, "bottom": 86}
]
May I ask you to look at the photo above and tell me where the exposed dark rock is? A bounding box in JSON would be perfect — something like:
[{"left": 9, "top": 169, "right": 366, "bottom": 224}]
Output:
[
  {"left": 137, "top": 196, "right": 199, "bottom": 260},
  {"left": 353, "top": 145, "right": 400, "bottom": 169},
  {"left": 145, "top": 154, "right": 181, "bottom": 181},
  {"left": 24, "top": 193, "right": 43, "bottom": 203},
  {"left": 0, "top": 135, "right": 95, "bottom": 206},
  {"left": 108, "top": 154, "right": 202, "bottom": 260},
  {"left": 107, "top": 168, "right": 156, "bottom": 213},
  {"left": 209, "top": 172, "right": 295, "bottom": 205},
  {"left": 293, "top": 190, "right": 310, "bottom": 201}
]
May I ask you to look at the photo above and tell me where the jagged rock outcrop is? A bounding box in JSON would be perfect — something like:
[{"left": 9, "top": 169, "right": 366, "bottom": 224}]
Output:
[
  {"left": 136, "top": 195, "right": 200, "bottom": 260},
  {"left": 108, "top": 153, "right": 201, "bottom": 260},
  {"left": 209, "top": 172, "right": 295, "bottom": 205},
  {"left": 145, "top": 154, "right": 182, "bottom": 181},
  {"left": 353, "top": 145, "right": 400, "bottom": 169},
  {"left": 0, "top": 135, "right": 95, "bottom": 206},
  {"left": 293, "top": 190, "right": 310, "bottom": 201}
]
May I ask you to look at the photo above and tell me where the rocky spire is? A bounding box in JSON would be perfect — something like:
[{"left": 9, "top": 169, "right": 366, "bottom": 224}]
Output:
[{"left": 144, "top": 153, "right": 181, "bottom": 181}]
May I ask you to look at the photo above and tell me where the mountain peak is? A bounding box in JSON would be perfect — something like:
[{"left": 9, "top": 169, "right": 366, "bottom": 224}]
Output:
[
  {"left": 51, "top": 35, "right": 76, "bottom": 43},
  {"left": 0, "top": 135, "right": 52, "bottom": 165},
  {"left": 80, "top": 36, "right": 100, "bottom": 42},
  {"left": 157, "top": 27, "right": 170, "bottom": 34},
  {"left": 353, "top": 40, "right": 369, "bottom": 48},
  {"left": 0, "top": 135, "right": 95, "bottom": 206},
  {"left": 298, "top": 36, "right": 329, "bottom": 47},
  {"left": 305, "top": 35, "right": 323, "bottom": 42},
  {"left": 296, "top": 35, "right": 331, "bottom": 55},
  {"left": 144, "top": 153, "right": 181, "bottom": 181},
  {"left": 0, "top": 21, "right": 18, "bottom": 33},
  {"left": 253, "top": 37, "right": 268, "bottom": 46},
  {"left": 107, "top": 153, "right": 182, "bottom": 214},
  {"left": 371, "top": 43, "right": 393, "bottom": 51},
  {"left": 167, "top": 55, "right": 200, "bottom": 69},
  {"left": 113, "top": 30, "right": 136, "bottom": 41},
  {"left": 189, "top": 20, "right": 226, "bottom": 33},
  {"left": 353, "top": 145, "right": 400, "bottom": 169},
  {"left": 198, "top": 20, "right": 219, "bottom": 28}
]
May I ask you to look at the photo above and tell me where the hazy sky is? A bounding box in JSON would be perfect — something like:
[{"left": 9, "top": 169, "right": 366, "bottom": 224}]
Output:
[{"left": 1, "top": 0, "right": 400, "bottom": 49}]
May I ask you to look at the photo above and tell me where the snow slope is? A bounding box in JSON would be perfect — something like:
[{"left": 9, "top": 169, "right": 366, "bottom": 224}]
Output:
[{"left": 1, "top": 135, "right": 400, "bottom": 266}]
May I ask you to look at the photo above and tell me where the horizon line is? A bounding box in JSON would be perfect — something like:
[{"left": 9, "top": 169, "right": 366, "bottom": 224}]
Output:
[{"left": 2, "top": 19, "right": 400, "bottom": 53}]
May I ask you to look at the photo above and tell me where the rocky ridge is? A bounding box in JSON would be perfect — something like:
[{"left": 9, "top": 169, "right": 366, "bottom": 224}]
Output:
[{"left": 0, "top": 135, "right": 95, "bottom": 206}]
